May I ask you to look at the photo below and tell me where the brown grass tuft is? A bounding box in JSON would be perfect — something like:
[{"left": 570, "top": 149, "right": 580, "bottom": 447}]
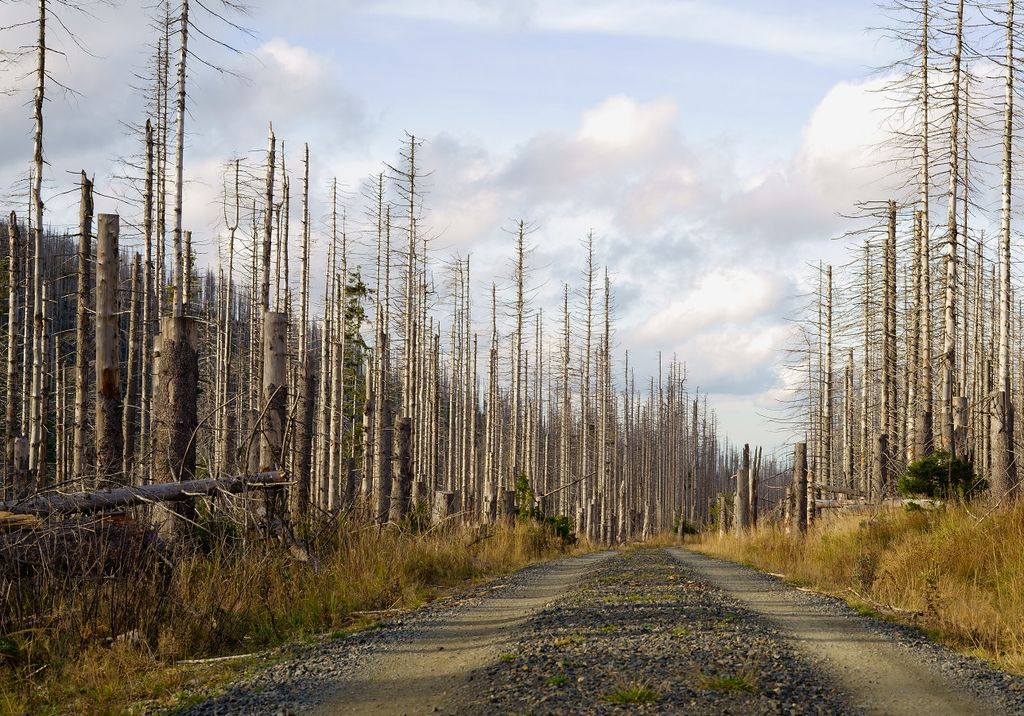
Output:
[
  {"left": 696, "top": 501, "right": 1024, "bottom": 673},
  {"left": 0, "top": 518, "right": 579, "bottom": 714}
]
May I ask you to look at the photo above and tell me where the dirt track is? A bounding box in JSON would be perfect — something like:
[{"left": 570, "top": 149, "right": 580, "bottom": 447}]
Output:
[{"left": 184, "top": 547, "right": 1024, "bottom": 715}]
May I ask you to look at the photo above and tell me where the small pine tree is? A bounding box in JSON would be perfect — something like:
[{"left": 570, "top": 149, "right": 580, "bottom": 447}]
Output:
[{"left": 898, "top": 450, "right": 982, "bottom": 500}]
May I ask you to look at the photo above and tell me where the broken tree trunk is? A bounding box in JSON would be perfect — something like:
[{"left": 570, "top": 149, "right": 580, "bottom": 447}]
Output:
[
  {"left": 2, "top": 471, "right": 283, "bottom": 516},
  {"left": 260, "top": 311, "right": 288, "bottom": 520},
  {"left": 794, "top": 442, "right": 808, "bottom": 534},
  {"left": 389, "top": 416, "right": 412, "bottom": 523},
  {"left": 153, "top": 315, "right": 199, "bottom": 526},
  {"left": 95, "top": 214, "right": 123, "bottom": 485}
]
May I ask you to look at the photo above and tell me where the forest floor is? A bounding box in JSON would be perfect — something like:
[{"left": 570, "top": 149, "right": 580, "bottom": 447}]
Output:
[{"left": 175, "top": 546, "right": 1024, "bottom": 715}]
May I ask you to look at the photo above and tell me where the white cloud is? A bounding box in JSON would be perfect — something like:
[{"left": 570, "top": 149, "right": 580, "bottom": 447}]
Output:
[
  {"left": 577, "top": 95, "right": 677, "bottom": 152},
  {"left": 363, "top": 0, "right": 872, "bottom": 66},
  {"left": 633, "top": 269, "right": 783, "bottom": 341}
]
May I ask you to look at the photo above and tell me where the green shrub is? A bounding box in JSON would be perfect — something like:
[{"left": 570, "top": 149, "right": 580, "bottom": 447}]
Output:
[
  {"left": 513, "top": 473, "right": 576, "bottom": 545},
  {"left": 898, "top": 450, "right": 982, "bottom": 500},
  {"left": 674, "top": 517, "right": 699, "bottom": 535}
]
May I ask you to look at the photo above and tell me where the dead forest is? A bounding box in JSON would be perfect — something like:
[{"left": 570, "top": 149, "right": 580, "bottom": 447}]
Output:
[
  {"left": 0, "top": 0, "right": 745, "bottom": 549},
  {"left": 786, "top": 0, "right": 1024, "bottom": 523},
  {"left": 4, "top": 0, "right": 1024, "bottom": 707}
]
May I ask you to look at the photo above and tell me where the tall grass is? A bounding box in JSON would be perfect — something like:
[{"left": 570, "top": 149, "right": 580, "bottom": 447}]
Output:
[
  {"left": 697, "top": 501, "right": 1024, "bottom": 673},
  {"left": 1, "top": 517, "right": 576, "bottom": 714}
]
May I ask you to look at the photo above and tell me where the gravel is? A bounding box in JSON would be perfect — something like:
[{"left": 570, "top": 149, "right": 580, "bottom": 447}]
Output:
[
  {"left": 670, "top": 547, "right": 1024, "bottom": 716},
  {"left": 175, "top": 555, "right": 610, "bottom": 716},
  {"left": 459, "top": 548, "right": 858, "bottom": 715},
  {"left": 177, "top": 546, "right": 1024, "bottom": 715}
]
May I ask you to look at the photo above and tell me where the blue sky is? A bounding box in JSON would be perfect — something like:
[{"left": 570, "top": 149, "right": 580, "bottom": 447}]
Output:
[{"left": 0, "top": 0, "right": 906, "bottom": 453}]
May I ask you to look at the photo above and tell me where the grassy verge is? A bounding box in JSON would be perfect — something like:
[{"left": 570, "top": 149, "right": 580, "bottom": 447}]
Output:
[
  {"left": 695, "top": 501, "right": 1024, "bottom": 674},
  {"left": 1, "top": 519, "right": 580, "bottom": 715}
]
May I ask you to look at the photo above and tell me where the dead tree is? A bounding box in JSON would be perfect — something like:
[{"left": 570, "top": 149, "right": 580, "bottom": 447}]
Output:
[
  {"left": 5, "top": 213, "right": 20, "bottom": 494},
  {"left": 72, "top": 174, "right": 93, "bottom": 484},
  {"left": 94, "top": 215, "right": 122, "bottom": 485},
  {"left": 992, "top": 0, "right": 1018, "bottom": 499}
]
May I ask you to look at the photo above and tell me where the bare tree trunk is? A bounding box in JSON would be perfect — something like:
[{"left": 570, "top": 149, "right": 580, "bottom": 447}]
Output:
[
  {"left": 122, "top": 254, "right": 141, "bottom": 482},
  {"left": 375, "top": 388, "right": 393, "bottom": 524},
  {"left": 794, "top": 442, "right": 807, "bottom": 533},
  {"left": 824, "top": 265, "right": 834, "bottom": 493},
  {"left": 5, "top": 213, "right": 20, "bottom": 495},
  {"left": 883, "top": 202, "right": 897, "bottom": 473},
  {"left": 72, "top": 174, "right": 93, "bottom": 484},
  {"left": 916, "top": 0, "right": 934, "bottom": 459},
  {"left": 217, "top": 160, "right": 240, "bottom": 478},
  {"left": 941, "top": 0, "right": 965, "bottom": 457},
  {"left": 873, "top": 434, "right": 889, "bottom": 505},
  {"left": 389, "top": 417, "right": 412, "bottom": 522},
  {"left": 141, "top": 121, "right": 155, "bottom": 485},
  {"left": 260, "top": 311, "right": 288, "bottom": 519},
  {"left": 171, "top": 0, "right": 189, "bottom": 318},
  {"left": 28, "top": 0, "right": 46, "bottom": 490},
  {"left": 560, "top": 284, "right": 571, "bottom": 521},
  {"left": 95, "top": 215, "right": 122, "bottom": 485},
  {"left": 261, "top": 123, "right": 275, "bottom": 313},
  {"left": 294, "top": 144, "right": 314, "bottom": 510},
  {"left": 992, "top": 0, "right": 1018, "bottom": 499},
  {"left": 734, "top": 443, "right": 750, "bottom": 535},
  {"left": 153, "top": 315, "right": 199, "bottom": 530},
  {"left": 483, "top": 285, "right": 499, "bottom": 523}
]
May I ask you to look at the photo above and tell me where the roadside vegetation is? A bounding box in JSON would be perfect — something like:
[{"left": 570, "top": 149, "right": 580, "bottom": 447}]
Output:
[
  {"left": 0, "top": 516, "right": 579, "bottom": 715},
  {"left": 698, "top": 499, "right": 1024, "bottom": 674}
]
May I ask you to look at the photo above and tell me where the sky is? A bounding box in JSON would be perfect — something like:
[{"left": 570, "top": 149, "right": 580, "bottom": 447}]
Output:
[{"left": 0, "top": 0, "right": 905, "bottom": 453}]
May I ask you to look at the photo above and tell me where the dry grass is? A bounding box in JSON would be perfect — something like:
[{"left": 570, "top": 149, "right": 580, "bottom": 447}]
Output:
[
  {"left": 0, "top": 518, "right": 579, "bottom": 714},
  {"left": 696, "top": 501, "right": 1024, "bottom": 673}
]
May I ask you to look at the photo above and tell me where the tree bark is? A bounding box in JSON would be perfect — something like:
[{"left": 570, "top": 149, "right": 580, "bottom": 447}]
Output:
[{"left": 94, "top": 214, "right": 122, "bottom": 485}]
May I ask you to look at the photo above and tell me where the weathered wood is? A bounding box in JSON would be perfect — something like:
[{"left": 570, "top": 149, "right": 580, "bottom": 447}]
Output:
[
  {"left": 5, "top": 212, "right": 21, "bottom": 495},
  {"left": 27, "top": 0, "right": 45, "bottom": 493},
  {"left": 2, "top": 471, "right": 282, "bottom": 516},
  {"left": 749, "top": 445, "right": 761, "bottom": 526},
  {"left": 991, "top": 390, "right": 1015, "bottom": 499},
  {"left": 260, "top": 311, "right": 288, "bottom": 519},
  {"left": 794, "top": 442, "right": 808, "bottom": 534},
  {"left": 993, "top": 0, "right": 1017, "bottom": 498},
  {"left": 374, "top": 394, "right": 393, "bottom": 524},
  {"left": 153, "top": 316, "right": 199, "bottom": 500},
  {"left": 123, "top": 254, "right": 141, "bottom": 483},
  {"left": 735, "top": 443, "right": 750, "bottom": 535},
  {"left": 873, "top": 433, "right": 889, "bottom": 503},
  {"left": 431, "top": 489, "right": 457, "bottom": 524},
  {"left": 261, "top": 124, "right": 275, "bottom": 313},
  {"left": 344, "top": 457, "right": 358, "bottom": 507},
  {"left": 389, "top": 416, "right": 412, "bottom": 522},
  {"left": 12, "top": 437, "right": 28, "bottom": 500},
  {"left": 259, "top": 311, "right": 287, "bottom": 473},
  {"left": 501, "top": 488, "right": 516, "bottom": 520},
  {"left": 72, "top": 175, "right": 92, "bottom": 484},
  {"left": 941, "top": 0, "right": 965, "bottom": 457},
  {"left": 171, "top": 0, "right": 188, "bottom": 318},
  {"left": 95, "top": 214, "right": 123, "bottom": 484}
]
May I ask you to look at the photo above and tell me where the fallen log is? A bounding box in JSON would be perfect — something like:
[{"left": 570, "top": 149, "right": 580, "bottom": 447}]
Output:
[
  {"left": 0, "top": 471, "right": 284, "bottom": 516},
  {"left": 0, "top": 511, "right": 41, "bottom": 531}
]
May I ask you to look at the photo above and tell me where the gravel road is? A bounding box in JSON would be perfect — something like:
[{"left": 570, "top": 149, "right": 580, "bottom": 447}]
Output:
[{"left": 181, "top": 547, "right": 1024, "bottom": 715}]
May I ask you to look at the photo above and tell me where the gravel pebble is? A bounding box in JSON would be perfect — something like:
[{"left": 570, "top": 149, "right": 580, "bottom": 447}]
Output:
[
  {"left": 175, "top": 558, "right": 594, "bottom": 715},
  {"left": 178, "top": 547, "right": 1024, "bottom": 715},
  {"left": 685, "top": 549, "right": 1024, "bottom": 715},
  {"left": 459, "top": 548, "right": 858, "bottom": 715}
]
